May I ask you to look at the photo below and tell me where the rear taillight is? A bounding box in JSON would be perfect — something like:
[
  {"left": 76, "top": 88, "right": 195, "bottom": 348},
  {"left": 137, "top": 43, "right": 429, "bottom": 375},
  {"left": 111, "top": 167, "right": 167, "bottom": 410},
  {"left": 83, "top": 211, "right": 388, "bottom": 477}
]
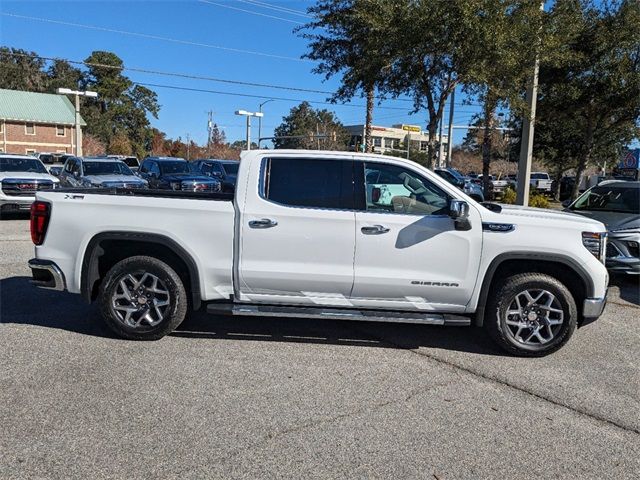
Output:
[{"left": 30, "top": 201, "right": 51, "bottom": 245}]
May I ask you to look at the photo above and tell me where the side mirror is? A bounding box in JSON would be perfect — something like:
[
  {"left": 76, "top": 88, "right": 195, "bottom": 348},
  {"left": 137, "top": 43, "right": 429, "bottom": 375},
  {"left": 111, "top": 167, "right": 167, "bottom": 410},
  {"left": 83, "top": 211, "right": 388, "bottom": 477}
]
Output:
[
  {"left": 561, "top": 199, "right": 571, "bottom": 208},
  {"left": 212, "top": 171, "right": 222, "bottom": 178},
  {"left": 449, "top": 200, "right": 471, "bottom": 231},
  {"left": 74, "top": 171, "right": 81, "bottom": 178}
]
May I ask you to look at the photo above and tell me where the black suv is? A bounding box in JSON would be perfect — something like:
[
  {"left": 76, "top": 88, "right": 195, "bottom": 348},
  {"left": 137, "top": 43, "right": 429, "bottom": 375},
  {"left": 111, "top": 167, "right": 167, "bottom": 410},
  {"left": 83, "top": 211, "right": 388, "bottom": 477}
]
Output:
[
  {"left": 138, "top": 157, "right": 221, "bottom": 192},
  {"left": 192, "top": 159, "right": 239, "bottom": 193}
]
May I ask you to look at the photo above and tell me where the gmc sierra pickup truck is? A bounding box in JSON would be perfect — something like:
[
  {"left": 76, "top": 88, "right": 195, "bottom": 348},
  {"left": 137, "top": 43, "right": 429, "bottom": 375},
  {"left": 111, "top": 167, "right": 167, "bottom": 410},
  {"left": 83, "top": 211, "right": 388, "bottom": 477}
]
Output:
[{"left": 28, "top": 150, "right": 609, "bottom": 356}]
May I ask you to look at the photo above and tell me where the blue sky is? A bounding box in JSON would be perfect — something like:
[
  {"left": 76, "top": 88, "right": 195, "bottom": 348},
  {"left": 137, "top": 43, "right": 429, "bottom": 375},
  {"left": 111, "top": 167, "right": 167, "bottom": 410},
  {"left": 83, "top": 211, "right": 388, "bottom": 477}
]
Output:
[{"left": 0, "top": 0, "right": 484, "bottom": 146}]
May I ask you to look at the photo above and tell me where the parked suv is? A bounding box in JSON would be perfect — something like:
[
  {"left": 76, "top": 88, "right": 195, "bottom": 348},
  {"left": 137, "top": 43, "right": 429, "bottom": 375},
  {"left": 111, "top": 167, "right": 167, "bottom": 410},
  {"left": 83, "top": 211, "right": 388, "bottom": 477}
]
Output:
[
  {"left": 139, "top": 157, "right": 221, "bottom": 192},
  {"left": 565, "top": 180, "right": 639, "bottom": 275},
  {"left": 59, "top": 157, "right": 147, "bottom": 189},
  {"left": 434, "top": 168, "right": 484, "bottom": 202},
  {"left": 0, "top": 154, "right": 59, "bottom": 214},
  {"left": 192, "top": 159, "right": 239, "bottom": 193}
]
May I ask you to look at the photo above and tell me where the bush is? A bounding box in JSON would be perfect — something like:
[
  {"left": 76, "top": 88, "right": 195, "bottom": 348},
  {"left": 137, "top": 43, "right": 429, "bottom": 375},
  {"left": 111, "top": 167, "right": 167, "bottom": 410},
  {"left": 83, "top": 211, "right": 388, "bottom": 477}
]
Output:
[
  {"left": 529, "top": 193, "right": 550, "bottom": 208},
  {"left": 502, "top": 187, "right": 517, "bottom": 204}
]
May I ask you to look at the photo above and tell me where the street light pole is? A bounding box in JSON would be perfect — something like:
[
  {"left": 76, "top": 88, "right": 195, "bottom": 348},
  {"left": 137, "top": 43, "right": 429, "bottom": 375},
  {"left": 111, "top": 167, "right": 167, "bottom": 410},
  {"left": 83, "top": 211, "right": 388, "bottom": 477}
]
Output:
[
  {"left": 258, "top": 99, "right": 274, "bottom": 147},
  {"left": 56, "top": 87, "right": 98, "bottom": 156},
  {"left": 235, "top": 110, "right": 264, "bottom": 151},
  {"left": 446, "top": 89, "right": 455, "bottom": 168},
  {"left": 516, "top": 1, "right": 544, "bottom": 206}
]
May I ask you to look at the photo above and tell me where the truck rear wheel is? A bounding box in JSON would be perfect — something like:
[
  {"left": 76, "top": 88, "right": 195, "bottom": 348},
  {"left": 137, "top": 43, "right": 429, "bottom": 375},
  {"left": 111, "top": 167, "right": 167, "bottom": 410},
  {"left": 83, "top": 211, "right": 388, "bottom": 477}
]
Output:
[
  {"left": 99, "top": 255, "right": 188, "bottom": 340},
  {"left": 484, "top": 273, "right": 577, "bottom": 357}
]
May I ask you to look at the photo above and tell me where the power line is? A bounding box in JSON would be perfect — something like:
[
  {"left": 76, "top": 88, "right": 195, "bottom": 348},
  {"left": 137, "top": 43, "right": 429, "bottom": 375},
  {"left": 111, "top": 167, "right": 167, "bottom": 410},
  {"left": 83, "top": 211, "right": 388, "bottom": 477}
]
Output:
[
  {"left": 198, "top": 0, "right": 305, "bottom": 25},
  {"left": 135, "top": 81, "right": 412, "bottom": 111},
  {"left": 0, "top": 12, "right": 309, "bottom": 62},
  {"left": 235, "top": 0, "right": 312, "bottom": 18}
]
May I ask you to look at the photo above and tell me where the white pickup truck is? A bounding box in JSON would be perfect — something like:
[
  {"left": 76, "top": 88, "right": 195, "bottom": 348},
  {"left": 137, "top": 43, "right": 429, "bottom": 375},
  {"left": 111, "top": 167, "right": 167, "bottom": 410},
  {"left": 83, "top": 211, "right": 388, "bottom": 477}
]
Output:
[
  {"left": 530, "top": 172, "right": 553, "bottom": 193},
  {"left": 28, "top": 150, "right": 609, "bottom": 356}
]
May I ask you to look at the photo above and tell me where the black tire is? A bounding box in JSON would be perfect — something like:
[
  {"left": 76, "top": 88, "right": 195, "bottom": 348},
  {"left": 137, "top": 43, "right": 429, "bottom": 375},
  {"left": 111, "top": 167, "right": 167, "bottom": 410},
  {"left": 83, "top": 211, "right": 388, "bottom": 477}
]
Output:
[
  {"left": 99, "top": 255, "right": 188, "bottom": 340},
  {"left": 484, "top": 273, "right": 577, "bottom": 357}
]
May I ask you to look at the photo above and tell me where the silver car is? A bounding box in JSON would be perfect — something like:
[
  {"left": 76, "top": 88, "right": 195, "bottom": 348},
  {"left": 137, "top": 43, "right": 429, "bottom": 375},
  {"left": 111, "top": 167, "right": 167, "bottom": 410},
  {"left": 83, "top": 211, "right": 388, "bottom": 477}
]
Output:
[{"left": 59, "top": 157, "right": 148, "bottom": 189}]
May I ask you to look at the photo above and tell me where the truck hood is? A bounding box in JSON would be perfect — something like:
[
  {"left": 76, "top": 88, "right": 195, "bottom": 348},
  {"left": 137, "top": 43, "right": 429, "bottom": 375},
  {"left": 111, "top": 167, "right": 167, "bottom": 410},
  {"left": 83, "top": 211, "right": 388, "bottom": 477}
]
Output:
[
  {"left": 0, "top": 172, "right": 59, "bottom": 183},
  {"left": 84, "top": 175, "right": 146, "bottom": 185},
  {"left": 566, "top": 209, "right": 640, "bottom": 231},
  {"left": 495, "top": 204, "right": 604, "bottom": 229},
  {"left": 161, "top": 174, "right": 218, "bottom": 183}
]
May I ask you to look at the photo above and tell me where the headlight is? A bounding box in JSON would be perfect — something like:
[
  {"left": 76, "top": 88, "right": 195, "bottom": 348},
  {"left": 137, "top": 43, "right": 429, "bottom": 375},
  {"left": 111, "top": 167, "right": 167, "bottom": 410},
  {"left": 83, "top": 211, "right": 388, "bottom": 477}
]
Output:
[{"left": 582, "top": 232, "right": 607, "bottom": 263}]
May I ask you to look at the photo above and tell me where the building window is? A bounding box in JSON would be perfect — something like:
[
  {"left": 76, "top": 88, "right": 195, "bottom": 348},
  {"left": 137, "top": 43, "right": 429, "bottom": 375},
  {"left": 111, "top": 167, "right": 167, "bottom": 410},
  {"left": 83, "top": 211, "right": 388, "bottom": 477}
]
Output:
[
  {"left": 373, "top": 137, "right": 382, "bottom": 147},
  {"left": 56, "top": 125, "right": 65, "bottom": 137},
  {"left": 26, "top": 149, "right": 36, "bottom": 155},
  {"left": 25, "top": 123, "right": 36, "bottom": 135},
  {"left": 0, "top": 122, "right": 3, "bottom": 134}
]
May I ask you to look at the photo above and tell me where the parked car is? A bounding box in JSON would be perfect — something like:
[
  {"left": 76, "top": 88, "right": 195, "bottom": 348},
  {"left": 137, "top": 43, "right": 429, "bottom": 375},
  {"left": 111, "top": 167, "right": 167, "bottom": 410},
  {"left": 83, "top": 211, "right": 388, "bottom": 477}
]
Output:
[
  {"left": 564, "top": 180, "right": 639, "bottom": 275},
  {"left": 530, "top": 172, "right": 553, "bottom": 194},
  {"left": 58, "top": 156, "right": 148, "bottom": 189},
  {"left": 138, "top": 157, "right": 221, "bottom": 192},
  {"left": 192, "top": 159, "right": 239, "bottom": 193},
  {"left": 29, "top": 150, "right": 609, "bottom": 357},
  {"left": 107, "top": 155, "right": 140, "bottom": 173},
  {"left": 0, "top": 154, "right": 59, "bottom": 215},
  {"left": 434, "top": 168, "right": 484, "bottom": 202}
]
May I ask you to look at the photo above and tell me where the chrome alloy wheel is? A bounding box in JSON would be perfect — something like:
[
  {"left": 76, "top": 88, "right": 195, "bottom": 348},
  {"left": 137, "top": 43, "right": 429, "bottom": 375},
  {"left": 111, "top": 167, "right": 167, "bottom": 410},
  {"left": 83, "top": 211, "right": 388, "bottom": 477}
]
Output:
[
  {"left": 504, "top": 289, "right": 564, "bottom": 346},
  {"left": 111, "top": 272, "right": 171, "bottom": 328}
]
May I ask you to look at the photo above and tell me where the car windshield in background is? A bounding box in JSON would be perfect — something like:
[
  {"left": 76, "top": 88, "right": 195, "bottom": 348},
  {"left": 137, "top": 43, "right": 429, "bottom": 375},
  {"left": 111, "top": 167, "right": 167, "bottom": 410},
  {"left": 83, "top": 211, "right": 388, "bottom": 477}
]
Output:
[
  {"left": 571, "top": 185, "right": 639, "bottom": 214},
  {"left": 122, "top": 157, "right": 139, "bottom": 167},
  {"left": 39, "top": 154, "right": 55, "bottom": 164},
  {"left": 0, "top": 158, "right": 47, "bottom": 173},
  {"left": 159, "top": 161, "right": 191, "bottom": 175},
  {"left": 223, "top": 163, "right": 239, "bottom": 175},
  {"left": 83, "top": 161, "right": 133, "bottom": 176},
  {"left": 531, "top": 173, "right": 549, "bottom": 179}
]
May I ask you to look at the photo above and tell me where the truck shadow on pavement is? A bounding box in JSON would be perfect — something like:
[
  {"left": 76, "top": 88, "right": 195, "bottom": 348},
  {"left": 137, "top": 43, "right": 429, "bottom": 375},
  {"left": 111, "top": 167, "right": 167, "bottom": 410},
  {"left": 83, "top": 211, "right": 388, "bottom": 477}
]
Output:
[
  {"left": 610, "top": 274, "right": 640, "bottom": 307},
  {"left": 0, "top": 276, "right": 505, "bottom": 355}
]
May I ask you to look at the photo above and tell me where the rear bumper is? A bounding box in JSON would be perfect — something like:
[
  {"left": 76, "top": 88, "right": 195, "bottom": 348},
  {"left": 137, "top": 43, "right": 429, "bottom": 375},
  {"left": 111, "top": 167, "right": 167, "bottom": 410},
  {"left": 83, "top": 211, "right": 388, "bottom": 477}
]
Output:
[
  {"left": 0, "top": 196, "right": 34, "bottom": 210},
  {"left": 28, "top": 258, "right": 66, "bottom": 291}
]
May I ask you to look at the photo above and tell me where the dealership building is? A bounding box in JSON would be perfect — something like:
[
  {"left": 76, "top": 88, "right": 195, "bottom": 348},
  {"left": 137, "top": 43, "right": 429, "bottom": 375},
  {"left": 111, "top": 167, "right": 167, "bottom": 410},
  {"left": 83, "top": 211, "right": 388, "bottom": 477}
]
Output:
[
  {"left": 0, "top": 88, "right": 86, "bottom": 156},
  {"left": 344, "top": 123, "right": 448, "bottom": 156}
]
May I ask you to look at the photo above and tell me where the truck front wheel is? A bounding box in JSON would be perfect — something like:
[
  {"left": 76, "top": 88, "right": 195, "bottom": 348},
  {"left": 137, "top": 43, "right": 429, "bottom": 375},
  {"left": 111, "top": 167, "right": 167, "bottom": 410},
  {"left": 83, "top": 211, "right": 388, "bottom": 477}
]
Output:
[
  {"left": 99, "top": 255, "right": 188, "bottom": 340},
  {"left": 484, "top": 273, "right": 577, "bottom": 356}
]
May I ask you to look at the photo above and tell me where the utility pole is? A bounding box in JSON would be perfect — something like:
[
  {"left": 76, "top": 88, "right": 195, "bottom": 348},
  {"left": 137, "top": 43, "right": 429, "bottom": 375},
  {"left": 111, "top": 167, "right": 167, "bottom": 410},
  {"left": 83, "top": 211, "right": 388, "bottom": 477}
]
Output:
[
  {"left": 186, "top": 133, "right": 191, "bottom": 160},
  {"left": 516, "top": 1, "right": 544, "bottom": 206},
  {"left": 56, "top": 88, "right": 98, "bottom": 156},
  {"left": 438, "top": 118, "right": 445, "bottom": 168},
  {"left": 206, "top": 111, "right": 213, "bottom": 157},
  {"left": 446, "top": 89, "right": 455, "bottom": 168}
]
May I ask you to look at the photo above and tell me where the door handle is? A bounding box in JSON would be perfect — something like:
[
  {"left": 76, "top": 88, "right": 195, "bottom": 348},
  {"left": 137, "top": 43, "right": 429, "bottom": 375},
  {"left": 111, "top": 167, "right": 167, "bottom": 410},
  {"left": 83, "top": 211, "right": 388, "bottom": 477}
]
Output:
[
  {"left": 249, "top": 218, "right": 278, "bottom": 229},
  {"left": 361, "top": 225, "right": 390, "bottom": 235}
]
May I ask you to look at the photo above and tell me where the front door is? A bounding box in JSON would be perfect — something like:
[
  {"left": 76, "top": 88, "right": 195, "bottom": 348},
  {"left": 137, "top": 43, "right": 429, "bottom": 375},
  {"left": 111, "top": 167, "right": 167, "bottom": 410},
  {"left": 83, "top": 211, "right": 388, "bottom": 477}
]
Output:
[
  {"left": 238, "top": 156, "right": 358, "bottom": 306},
  {"left": 351, "top": 160, "right": 483, "bottom": 312}
]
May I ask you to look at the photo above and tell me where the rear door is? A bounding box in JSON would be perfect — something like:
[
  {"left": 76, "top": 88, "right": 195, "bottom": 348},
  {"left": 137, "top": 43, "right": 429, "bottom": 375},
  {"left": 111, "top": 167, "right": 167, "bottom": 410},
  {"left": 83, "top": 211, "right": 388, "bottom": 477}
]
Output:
[
  {"left": 238, "top": 156, "right": 358, "bottom": 306},
  {"left": 351, "top": 160, "right": 483, "bottom": 312}
]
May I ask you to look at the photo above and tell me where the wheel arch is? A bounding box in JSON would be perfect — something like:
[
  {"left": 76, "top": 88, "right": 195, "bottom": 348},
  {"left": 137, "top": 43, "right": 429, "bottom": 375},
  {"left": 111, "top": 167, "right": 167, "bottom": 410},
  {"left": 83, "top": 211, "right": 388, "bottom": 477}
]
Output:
[
  {"left": 474, "top": 252, "right": 594, "bottom": 327},
  {"left": 81, "top": 231, "right": 201, "bottom": 310}
]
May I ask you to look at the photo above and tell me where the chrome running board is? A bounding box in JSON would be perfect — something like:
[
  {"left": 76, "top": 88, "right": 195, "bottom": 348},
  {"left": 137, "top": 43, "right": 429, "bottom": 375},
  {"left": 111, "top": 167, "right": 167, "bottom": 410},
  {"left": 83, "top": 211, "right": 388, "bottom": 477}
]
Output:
[{"left": 206, "top": 303, "right": 470, "bottom": 326}]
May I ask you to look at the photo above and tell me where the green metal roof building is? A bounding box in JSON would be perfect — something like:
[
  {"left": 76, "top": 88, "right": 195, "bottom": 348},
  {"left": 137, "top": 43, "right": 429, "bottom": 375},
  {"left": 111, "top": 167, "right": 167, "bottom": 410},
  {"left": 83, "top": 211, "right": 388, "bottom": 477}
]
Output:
[{"left": 0, "top": 88, "right": 86, "bottom": 155}]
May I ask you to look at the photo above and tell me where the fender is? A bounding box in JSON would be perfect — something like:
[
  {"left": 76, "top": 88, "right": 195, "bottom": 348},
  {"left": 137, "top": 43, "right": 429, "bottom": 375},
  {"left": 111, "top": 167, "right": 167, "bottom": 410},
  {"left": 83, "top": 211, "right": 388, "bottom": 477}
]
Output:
[
  {"left": 81, "top": 231, "right": 202, "bottom": 310},
  {"left": 474, "top": 251, "right": 594, "bottom": 326}
]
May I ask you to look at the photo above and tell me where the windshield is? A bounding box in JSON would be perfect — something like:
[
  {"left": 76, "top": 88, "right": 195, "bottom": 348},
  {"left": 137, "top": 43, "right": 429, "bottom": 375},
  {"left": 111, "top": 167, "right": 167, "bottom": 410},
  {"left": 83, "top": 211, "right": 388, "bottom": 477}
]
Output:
[
  {"left": 159, "top": 161, "right": 191, "bottom": 175},
  {"left": 571, "top": 185, "right": 639, "bottom": 214},
  {"left": 531, "top": 173, "right": 549, "bottom": 180},
  {"left": 223, "top": 163, "right": 239, "bottom": 175},
  {"left": 122, "top": 157, "right": 139, "bottom": 167},
  {"left": 83, "top": 161, "right": 134, "bottom": 176},
  {"left": 0, "top": 158, "right": 48, "bottom": 173}
]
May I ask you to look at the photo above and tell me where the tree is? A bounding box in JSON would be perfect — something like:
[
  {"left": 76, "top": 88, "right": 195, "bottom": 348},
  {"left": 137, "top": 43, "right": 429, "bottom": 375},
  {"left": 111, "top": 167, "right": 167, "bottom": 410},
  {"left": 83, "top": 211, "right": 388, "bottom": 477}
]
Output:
[
  {"left": 300, "top": 0, "right": 397, "bottom": 152},
  {"left": 46, "top": 59, "right": 83, "bottom": 92},
  {"left": 0, "top": 47, "right": 48, "bottom": 92},
  {"left": 108, "top": 132, "right": 133, "bottom": 156},
  {"left": 273, "top": 102, "right": 349, "bottom": 150},
  {"left": 534, "top": 0, "right": 640, "bottom": 199},
  {"left": 82, "top": 51, "right": 160, "bottom": 159}
]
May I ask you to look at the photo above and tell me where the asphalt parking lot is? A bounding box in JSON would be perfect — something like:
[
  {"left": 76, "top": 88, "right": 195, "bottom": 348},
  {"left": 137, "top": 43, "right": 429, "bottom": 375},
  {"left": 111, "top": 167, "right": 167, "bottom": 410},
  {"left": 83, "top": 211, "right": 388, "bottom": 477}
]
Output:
[{"left": 1, "top": 215, "right": 639, "bottom": 479}]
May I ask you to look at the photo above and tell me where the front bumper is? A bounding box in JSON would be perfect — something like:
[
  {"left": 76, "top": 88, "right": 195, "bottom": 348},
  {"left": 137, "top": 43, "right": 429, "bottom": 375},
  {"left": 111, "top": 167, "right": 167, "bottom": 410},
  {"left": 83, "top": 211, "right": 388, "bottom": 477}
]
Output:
[
  {"left": 28, "top": 259, "right": 66, "bottom": 291},
  {"left": 583, "top": 295, "right": 607, "bottom": 319},
  {"left": 606, "top": 233, "right": 640, "bottom": 275}
]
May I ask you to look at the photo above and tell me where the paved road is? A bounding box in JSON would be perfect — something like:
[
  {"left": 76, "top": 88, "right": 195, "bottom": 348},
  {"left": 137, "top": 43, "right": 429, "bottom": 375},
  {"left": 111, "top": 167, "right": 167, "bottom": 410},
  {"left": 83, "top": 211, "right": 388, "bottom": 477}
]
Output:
[{"left": 1, "top": 216, "right": 639, "bottom": 479}]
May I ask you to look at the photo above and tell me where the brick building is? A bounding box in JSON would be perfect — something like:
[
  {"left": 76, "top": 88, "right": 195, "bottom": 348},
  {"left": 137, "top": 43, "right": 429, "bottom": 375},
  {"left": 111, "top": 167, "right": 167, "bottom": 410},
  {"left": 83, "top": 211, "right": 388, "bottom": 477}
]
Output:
[{"left": 0, "top": 88, "right": 86, "bottom": 155}]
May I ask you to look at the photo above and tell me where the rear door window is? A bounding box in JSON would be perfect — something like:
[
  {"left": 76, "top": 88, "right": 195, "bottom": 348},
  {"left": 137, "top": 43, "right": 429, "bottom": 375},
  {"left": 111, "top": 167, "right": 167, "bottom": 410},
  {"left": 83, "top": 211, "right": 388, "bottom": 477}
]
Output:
[{"left": 263, "top": 157, "right": 355, "bottom": 210}]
